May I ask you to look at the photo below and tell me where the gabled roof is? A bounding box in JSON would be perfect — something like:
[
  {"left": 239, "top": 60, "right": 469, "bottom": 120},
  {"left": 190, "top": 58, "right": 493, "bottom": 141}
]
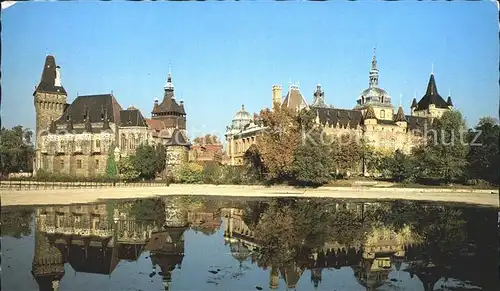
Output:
[
  {"left": 364, "top": 105, "right": 377, "bottom": 119},
  {"left": 282, "top": 87, "right": 308, "bottom": 111},
  {"left": 33, "top": 55, "right": 67, "bottom": 96},
  {"left": 415, "top": 74, "right": 449, "bottom": 110},
  {"left": 119, "top": 109, "right": 147, "bottom": 127},
  {"left": 55, "top": 94, "right": 122, "bottom": 125}
]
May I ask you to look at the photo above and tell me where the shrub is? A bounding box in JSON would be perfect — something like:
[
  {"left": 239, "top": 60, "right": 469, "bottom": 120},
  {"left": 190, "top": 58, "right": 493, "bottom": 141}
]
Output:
[
  {"left": 202, "top": 162, "right": 223, "bottom": 184},
  {"left": 175, "top": 163, "right": 204, "bottom": 184}
]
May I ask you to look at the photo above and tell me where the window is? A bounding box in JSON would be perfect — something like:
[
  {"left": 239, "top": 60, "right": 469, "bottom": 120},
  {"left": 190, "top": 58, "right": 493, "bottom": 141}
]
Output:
[
  {"left": 380, "top": 110, "right": 386, "bottom": 119},
  {"left": 95, "top": 140, "right": 100, "bottom": 148},
  {"left": 60, "top": 159, "right": 64, "bottom": 169},
  {"left": 60, "top": 140, "right": 65, "bottom": 152},
  {"left": 95, "top": 159, "right": 99, "bottom": 169},
  {"left": 77, "top": 159, "right": 82, "bottom": 169}
]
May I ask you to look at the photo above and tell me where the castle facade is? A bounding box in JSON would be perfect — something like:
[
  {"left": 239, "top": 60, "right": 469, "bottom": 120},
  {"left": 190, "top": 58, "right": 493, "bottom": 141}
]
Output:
[
  {"left": 225, "top": 50, "right": 454, "bottom": 166},
  {"left": 33, "top": 56, "right": 190, "bottom": 177}
]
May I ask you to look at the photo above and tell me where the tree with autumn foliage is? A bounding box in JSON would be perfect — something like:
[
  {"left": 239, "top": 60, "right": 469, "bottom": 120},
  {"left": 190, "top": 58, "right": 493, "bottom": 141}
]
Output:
[
  {"left": 193, "top": 134, "right": 221, "bottom": 145},
  {"left": 255, "top": 104, "right": 302, "bottom": 182}
]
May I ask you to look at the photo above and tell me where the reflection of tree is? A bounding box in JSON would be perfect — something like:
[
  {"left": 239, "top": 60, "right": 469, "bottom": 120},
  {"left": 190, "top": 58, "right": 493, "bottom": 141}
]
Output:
[
  {"left": 128, "top": 198, "right": 166, "bottom": 226},
  {"left": 1, "top": 207, "right": 33, "bottom": 238}
]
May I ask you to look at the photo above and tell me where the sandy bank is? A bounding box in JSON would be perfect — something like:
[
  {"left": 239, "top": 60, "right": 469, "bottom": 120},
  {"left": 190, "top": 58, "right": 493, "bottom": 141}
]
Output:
[{"left": 0, "top": 184, "right": 498, "bottom": 207}]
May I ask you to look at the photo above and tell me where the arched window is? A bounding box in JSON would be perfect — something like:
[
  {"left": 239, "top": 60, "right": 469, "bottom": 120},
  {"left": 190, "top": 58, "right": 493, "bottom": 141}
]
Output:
[
  {"left": 380, "top": 109, "right": 386, "bottom": 119},
  {"left": 121, "top": 134, "right": 127, "bottom": 150}
]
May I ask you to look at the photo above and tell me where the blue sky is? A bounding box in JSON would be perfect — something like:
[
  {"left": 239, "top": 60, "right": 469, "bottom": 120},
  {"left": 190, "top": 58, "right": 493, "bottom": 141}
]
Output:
[{"left": 2, "top": 1, "right": 498, "bottom": 140}]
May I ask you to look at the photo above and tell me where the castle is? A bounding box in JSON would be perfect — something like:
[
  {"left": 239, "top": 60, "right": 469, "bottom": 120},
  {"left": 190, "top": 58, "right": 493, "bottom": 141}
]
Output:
[
  {"left": 33, "top": 55, "right": 190, "bottom": 177},
  {"left": 225, "top": 49, "right": 454, "bottom": 166}
]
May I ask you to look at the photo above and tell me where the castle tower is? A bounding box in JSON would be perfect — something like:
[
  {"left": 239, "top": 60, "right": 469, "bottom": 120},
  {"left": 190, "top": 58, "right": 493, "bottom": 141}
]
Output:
[
  {"left": 151, "top": 67, "right": 187, "bottom": 130},
  {"left": 311, "top": 84, "right": 328, "bottom": 108},
  {"left": 412, "top": 73, "right": 451, "bottom": 119},
  {"left": 272, "top": 85, "right": 282, "bottom": 110},
  {"left": 34, "top": 55, "right": 68, "bottom": 144},
  {"left": 355, "top": 48, "right": 394, "bottom": 120}
]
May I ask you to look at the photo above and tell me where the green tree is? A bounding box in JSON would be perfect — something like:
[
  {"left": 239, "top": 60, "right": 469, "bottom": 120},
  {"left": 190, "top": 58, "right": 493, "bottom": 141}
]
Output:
[
  {"left": 202, "top": 161, "right": 222, "bottom": 184},
  {"left": 0, "top": 126, "right": 34, "bottom": 174},
  {"left": 413, "top": 110, "right": 468, "bottom": 183},
  {"left": 379, "top": 149, "right": 416, "bottom": 182},
  {"left": 1, "top": 207, "right": 33, "bottom": 238},
  {"left": 243, "top": 144, "right": 265, "bottom": 182},
  {"left": 175, "top": 162, "right": 204, "bottom": 184},
  {"left": 105, "top": 144, "right": 118, "bottom": 179},
  {"left": 466, "top": 117, "right": 499, "bottom": 185},
  {"left": 131, "top": 144, "right": 158, "bottom": 179},
  {"left": 155, "top": 144, "right": 167, "bottom": 176},
  {"left": 291, "top": 128, "right": 334, "bottom": 186},
  {"left": 331, "top": 133, "right": 363, "bottom": 177},
  {"left": 117, "top": 156, "right": 140, "bottom": 181}
]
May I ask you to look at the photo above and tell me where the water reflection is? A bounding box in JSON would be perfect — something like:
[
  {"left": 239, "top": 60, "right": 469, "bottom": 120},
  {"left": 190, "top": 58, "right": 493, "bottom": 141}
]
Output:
[{"left": 1, "top": 197, "right": 498, "bottom": 291}]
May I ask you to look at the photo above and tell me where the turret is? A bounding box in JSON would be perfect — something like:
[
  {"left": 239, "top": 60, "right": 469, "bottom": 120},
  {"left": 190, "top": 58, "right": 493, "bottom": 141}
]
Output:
[
  {"left": 363, "top": 105, "right": 377, "bottom": 125},
  {"left": 410, "top": 97, "right": 417, "bottom": 115},
  {"left": 394, "top": 106, "right": 408, "bottom": 128},
  {"left": 272, "top": 84, "right": 282, "bottom": 110},
  {"left": 446, "top": 95, "right": 453, "bottom": 109}
]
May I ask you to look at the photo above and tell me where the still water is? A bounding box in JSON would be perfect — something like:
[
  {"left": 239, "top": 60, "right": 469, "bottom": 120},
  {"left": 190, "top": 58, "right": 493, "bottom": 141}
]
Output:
[{"left": 1, "top": 196, "right": 498, "bottom": 291}]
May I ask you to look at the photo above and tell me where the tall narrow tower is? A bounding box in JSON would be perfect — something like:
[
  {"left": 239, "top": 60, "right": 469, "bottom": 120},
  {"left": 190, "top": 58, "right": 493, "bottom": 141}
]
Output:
[{"left": 34, "top": 55, "right": 68, "bottom": 144}]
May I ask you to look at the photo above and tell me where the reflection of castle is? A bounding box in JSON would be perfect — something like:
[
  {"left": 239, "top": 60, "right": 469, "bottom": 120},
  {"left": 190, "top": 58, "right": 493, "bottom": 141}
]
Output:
[
  {"left": 222, "top": 202, "right": 419, "bottom": 290},
  {"left": 31, "top": 199, "right": 195, "bottom": 291}
]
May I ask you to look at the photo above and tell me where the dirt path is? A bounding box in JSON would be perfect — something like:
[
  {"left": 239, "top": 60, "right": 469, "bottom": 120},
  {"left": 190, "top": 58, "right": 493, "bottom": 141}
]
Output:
[{"left": 1, "top": 184, "right": 498, "bottom": 207}]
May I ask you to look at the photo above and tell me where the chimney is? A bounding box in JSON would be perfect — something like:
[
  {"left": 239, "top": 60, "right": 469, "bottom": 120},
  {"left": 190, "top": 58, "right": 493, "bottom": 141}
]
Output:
[
  {"left": 272, "top": 85, "right": 282, "bottom": 110},
  {"left": 55, "top": 66, "right": 62, "bottom": 87}
]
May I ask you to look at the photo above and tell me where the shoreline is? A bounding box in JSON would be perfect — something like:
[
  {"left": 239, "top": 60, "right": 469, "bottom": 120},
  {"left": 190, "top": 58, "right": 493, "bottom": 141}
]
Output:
[{"left": 1, "top": 184, "right": 498, "bottom": 207}]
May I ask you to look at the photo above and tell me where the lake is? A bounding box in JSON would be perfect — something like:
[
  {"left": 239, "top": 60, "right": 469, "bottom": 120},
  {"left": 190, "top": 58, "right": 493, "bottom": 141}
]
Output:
[{"left": 1, "top": 196, "right": 498, "bottom": 291}]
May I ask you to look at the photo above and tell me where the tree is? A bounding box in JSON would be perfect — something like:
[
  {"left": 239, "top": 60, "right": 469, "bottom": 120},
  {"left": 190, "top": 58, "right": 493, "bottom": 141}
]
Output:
[
  {"left": 466, "top": 117, "right": 499, "bottom": 185},
  {"left": 413, "top": 110, "right": 468, "bottom": 183},
  {"left": 117, "top": 156, "right": 140, "bottom": 181},
  {"left": 331, "top": 133, "right": 363, "bottom": 177},
  {"left": 193, "top": 134, "right": 220, "bottom": 145},
  {"left": 255, "top": 104, "right": 302, "bottom": 182},
  {"left": 379, "top": 149, "right": 416, "bottom": 182},
  {"left": 131, "top": 144, "right": 166, "bottom": 180},
  {"left": 0, "top": 126, "right": 34, "bottom": 174},
  {"left": 105, "top": 144, "right": 118, "bottom": 179},
  {"left": 291, "top": 128, "right": 334, "bottom": 186},
  {"left": 155, "top": 144, "right": 167, "bottom": 175},
  {"left": 243, "top": 144, "right": 265, "bottom": 182},
  {"left": 175, "top": 162, "right": 204, "bottom": 184}
]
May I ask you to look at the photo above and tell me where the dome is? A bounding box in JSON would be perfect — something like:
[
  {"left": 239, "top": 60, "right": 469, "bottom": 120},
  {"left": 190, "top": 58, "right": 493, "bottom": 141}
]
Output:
[
  {"left": 229, "top": 104, "right": 253, "bottom": 132},
  {"left": 360, "top": 87, "right": 389, "bottom": 100},
  {"left": 358, "top": 87, "right": 392, "bottom": 107}
]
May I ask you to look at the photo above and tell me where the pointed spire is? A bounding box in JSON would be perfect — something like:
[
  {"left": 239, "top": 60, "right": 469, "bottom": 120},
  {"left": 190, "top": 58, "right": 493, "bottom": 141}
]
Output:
[
  {"left": 411, "top": 98, "right": 418, "bottom": 108},
  {"left": 364, "top": 105, "right": 377, "bottom": 119},
  {"left": 425, "top": 73, "right": 439, "bottom": 97},
  {"left": 446, "top": 95, "right": 453, "bottom": 107},
  {"left": 165, "top": 65, "right": 174, "bottom": 90},
  {"left": 369, "top": 47, "right": 379, "bottom": 88},
  {"left": 395, "top": 106, "right": 407, "bottom": 122}
]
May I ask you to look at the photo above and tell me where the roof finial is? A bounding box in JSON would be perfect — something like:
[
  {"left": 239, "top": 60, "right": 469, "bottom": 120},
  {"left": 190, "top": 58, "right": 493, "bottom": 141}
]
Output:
[
  {"left": 372, "top": 46, "right": 377, "bottom": 70},
  {"left": 241, "top": 104, "right": 245, "bottom": 111},
  {"left": 288, "top": 77, "right": 292, "bottom": 89},
  {"left": 431, "top": 62, "right": 434, "bottom": 75},
  {"left": 168, "top": 63, "right": 171, "bottom": 75},
  {"left": 448, "top": 87, "right": 451, "bottom": 97}
]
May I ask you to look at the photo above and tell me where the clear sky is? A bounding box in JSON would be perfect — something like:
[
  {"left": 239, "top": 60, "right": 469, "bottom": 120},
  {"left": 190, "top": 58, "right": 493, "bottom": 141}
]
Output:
[{"left": 2, "top": 1, "right": 498, "bottom": 140}]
